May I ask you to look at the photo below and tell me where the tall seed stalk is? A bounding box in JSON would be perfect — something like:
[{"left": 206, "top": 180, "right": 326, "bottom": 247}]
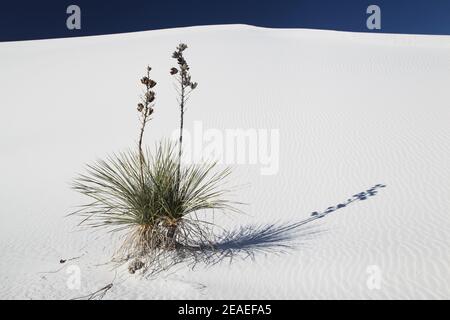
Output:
[
  {"left": 137, "top": 66, "right": 157, "bottom": 180},
  {"left": 170, "top": 44, "right": 198, "bottom": 189}
]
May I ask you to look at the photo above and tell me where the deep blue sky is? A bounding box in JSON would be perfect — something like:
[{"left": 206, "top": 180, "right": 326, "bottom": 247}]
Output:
[{"left": 1, "top": 0, "right": 450, "bottom": 41}]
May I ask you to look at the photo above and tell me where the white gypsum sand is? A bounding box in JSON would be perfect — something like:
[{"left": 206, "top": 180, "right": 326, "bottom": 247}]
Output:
[{"left": 0, "top": 25, "right": 449, "bottom": 299}]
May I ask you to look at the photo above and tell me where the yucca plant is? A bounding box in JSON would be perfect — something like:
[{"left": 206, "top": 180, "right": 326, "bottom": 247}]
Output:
[
  {"left": 72, "top": 142, "right": 238, "bottom": 273},
  {"left": 72, "top": 46, "right": 240, "bottom": 274}
]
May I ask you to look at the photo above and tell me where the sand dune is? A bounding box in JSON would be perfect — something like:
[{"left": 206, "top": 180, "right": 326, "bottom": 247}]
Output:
[{"left": 1, "top": 25, "right": 449, "bottom": 299}]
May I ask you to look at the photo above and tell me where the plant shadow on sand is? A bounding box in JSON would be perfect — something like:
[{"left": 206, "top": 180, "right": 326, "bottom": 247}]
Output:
[
  {"left": 156, "top": 184, "right": 387, "bottom": 273},
  {"left": 72, "top": 185, "right": 386, "bottom": 298}
]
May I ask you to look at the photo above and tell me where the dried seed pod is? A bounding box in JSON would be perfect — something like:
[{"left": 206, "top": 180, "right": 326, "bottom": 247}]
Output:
[
  {"left": 137, "top": 103, "right": 144, "bottom": 112},
  {"left": 170, "top": 67, "right": 178, "bottom": 75},
  {"left": 177, "top": 43, "right": 188, "bottom": 51},
  {"left": 145, "top": 91, "right": 155, "bottom": 103},
  {"left": 148, "top": 108, "right": 154, "bottom": 115},
  {"left": 141, "top": 77, "right": 150, "bottom": 85},
  {"left": 148, "top": 79, "right": 157, "bottom": 88},
  {"left": 190, "top": 82, "right": 197, "bottom": 90}
]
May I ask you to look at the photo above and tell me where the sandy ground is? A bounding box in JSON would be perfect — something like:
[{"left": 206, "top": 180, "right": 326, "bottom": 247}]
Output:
[{"left": 0, "top": 25, "right": 449, "bottom": 299}]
